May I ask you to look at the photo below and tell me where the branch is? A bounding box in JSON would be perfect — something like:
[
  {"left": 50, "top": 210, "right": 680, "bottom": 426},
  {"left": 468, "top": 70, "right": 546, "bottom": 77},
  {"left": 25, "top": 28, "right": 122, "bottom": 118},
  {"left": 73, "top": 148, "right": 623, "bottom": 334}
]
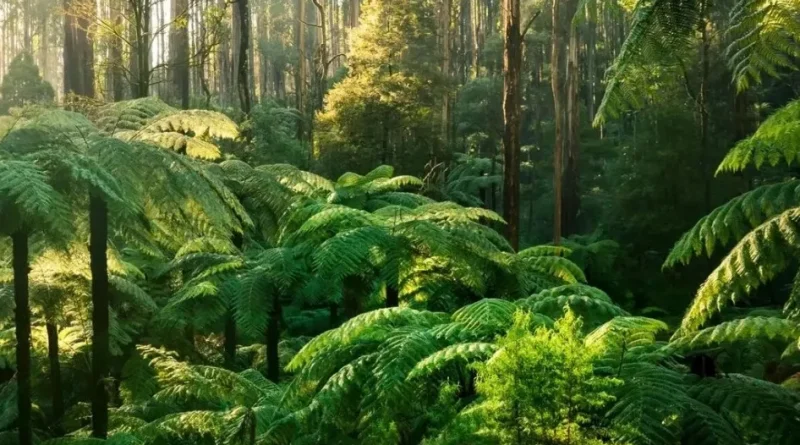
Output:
[
  {"left": 521, "top": 10, "right": 542, "bottom": 39},
  {"left": 325, "top": 53, "right": 346, "bottom": 69},
  {"left": 299, "top": 18, "right": 322, "bottom": 28}
]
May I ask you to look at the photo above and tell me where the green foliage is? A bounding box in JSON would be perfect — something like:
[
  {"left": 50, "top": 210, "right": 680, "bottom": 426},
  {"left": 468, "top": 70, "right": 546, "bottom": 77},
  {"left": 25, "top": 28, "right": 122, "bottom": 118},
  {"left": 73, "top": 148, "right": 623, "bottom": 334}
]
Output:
[
  {"left": 467, "top": 310, "right": 620, "bottom": 445},
  {"left": 0, "top": 52, "right": 54, "bottom": 114},
  {"left": 315, "top": 0, "right": 447, "bottom": 176},
  {"left": 596, "top": 0, "right": 800, "bottom": 124},
  {"left": 718, "top": 99, "right": 800, "bottom": 173}
]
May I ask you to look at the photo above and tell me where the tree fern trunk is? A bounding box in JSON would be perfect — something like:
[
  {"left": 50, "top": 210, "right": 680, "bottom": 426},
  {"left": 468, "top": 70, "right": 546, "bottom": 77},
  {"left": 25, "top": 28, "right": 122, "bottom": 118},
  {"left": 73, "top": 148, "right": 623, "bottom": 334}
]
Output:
[
  {"left": 46, "top": 322, "right": 64, "bottom": 435},
  {"left": 225, "top": 232, "right": 244, "bottom": 369},
  {"left": 385, "top": 284, "right": 399, "bottom": 308},
  {"left": 266, "top": 294, "right": 282, "bottom": 383},
  {"left": 224, "top": 310, "right": 237, "bottom": 369},
  {"left": 89, "top": 190, "right": 109, "bottom": 439},
  {"left": 12, "top": 230, "right": 32, "bottom": 445}
]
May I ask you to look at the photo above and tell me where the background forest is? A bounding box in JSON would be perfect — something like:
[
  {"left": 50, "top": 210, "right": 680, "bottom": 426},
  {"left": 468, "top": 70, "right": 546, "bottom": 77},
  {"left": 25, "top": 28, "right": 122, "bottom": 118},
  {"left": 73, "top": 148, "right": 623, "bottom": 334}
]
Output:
[{"left": 1, "top": 0, "right": 800, "bottom": 444}]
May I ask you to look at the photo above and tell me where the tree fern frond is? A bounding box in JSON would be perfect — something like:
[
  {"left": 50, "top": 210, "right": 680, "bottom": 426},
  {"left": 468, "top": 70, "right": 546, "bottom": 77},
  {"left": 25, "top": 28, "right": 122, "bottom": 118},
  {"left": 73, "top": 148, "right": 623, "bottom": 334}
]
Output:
[
  {"left": 689, "top": 374, "right": 800, "bottom": 442},
  {"left": 717, "top": 99, "right": 800, "bottom": 173},
  {"left": 407, "top": 342, "right": 498, "bottom": 380},
  {"left": 451, "top": 299, "right": 517, "bottom": 335},
  {"left": 670, "top": 316, "right": 800, "bottom": 351},
  {"left": 726, "top": 0, "right": 800, "bottom": 91},
  {"left": 287, "top": 307, "right": 446, "bottom": 372},
  {"left": 678, "top": 208, "right": 800, "bottom": 333},
  {"left": 665, "top": 180, "right": 800, "bottom": 266}
]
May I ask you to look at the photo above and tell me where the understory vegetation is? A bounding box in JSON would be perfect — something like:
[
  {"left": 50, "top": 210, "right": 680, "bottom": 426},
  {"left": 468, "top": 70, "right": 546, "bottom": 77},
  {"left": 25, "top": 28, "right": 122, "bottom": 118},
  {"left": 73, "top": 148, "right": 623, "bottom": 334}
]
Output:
[{"left": 2, "top": 0, "right": 800, "bottom": 444}]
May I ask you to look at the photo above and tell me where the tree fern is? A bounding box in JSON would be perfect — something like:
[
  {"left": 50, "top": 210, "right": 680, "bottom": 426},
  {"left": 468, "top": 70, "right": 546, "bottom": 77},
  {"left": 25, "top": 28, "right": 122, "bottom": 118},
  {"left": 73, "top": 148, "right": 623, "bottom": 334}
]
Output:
[
  {"left": 670, "top": 316, "right": 800, "bottom": 351},
  {"left": 717, "top": 99, "right": 800, "bottom": 173}
]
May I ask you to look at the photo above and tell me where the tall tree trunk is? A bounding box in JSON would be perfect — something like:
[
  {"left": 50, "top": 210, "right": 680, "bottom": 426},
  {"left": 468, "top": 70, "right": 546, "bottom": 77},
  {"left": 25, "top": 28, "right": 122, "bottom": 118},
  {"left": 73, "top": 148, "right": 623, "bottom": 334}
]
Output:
[
  {"left": 350, "top": 0, "right": 360, "bottom": 27},
  {"left": 700, "top": 0, "right": 711, "bottom": 212},
  {"left": 63, "top": 0, "right": 95, "bottom": 97},
  {"left": 218, "top": 0, "right": 230, "bottom": 105},
  {"left": 312, "top": 0, "right": 328, "bottom": 110},
  {"left": 46, "top": 322, "right": 64, "bottom": 435},
  {"left": 502, "top": 0, "right": 522, "bottom": 251},
  {"left": 89, "top": 190, "right": 109, "bottom": 439},
  {"left": 440, "top": 0, "right": 452, "bottom": 157},
  {"left": 109, "top": 0, "right": 124, "bottom": 101},
  {"left": 586, "top": 3, "right": 597, "bottom": 120},
  {"left": 13, "top": 230, "right": 32, "bottom": 445},
  {"left": 551, "top": 0, "right": 566, "bottom": 245},
  {"left": 130, "top": 0, "right": 151, "bottom": 98},
  {"left": 563, "top": 2, "right": 581, "bottom": 237},
  {"left": 235, "top": 0, "right": 252, "bottom": 113},
  {"left": 171, "top": 0, "right": 191, "bottom": 108},
  {"left": 266, "top": 294, "right": 282, "bottom": 383},
  {"left": 294, "top": 0, "right": 307, "bottom": 140}
]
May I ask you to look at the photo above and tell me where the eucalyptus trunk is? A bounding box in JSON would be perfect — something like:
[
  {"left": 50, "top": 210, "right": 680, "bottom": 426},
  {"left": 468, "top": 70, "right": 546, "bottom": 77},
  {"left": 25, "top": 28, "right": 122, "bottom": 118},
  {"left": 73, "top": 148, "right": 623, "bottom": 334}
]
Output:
[{"left": 502, "top": 0, "right": 522, "bottom": 251}]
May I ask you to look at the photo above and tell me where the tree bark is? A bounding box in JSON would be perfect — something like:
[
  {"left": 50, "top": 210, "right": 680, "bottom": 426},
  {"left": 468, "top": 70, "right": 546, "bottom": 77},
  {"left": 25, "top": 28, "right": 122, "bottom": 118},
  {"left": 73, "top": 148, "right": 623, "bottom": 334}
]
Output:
[
  {"left": 63, "top": 0, "right": 95, "bottom": 97},
  {"left": 89, "top": 190, "right": 109, "bottom": 439},
  {"left": 563, "top": 2, "right": 581, "bottom": 237},
  {"left": 266, "top": 294, "right": 282, "bottom": 383},
  {"left": 109, "top": 0, "right": 124, "bottom": 101},
  {"left": 46, "top": 322, "right": 64, "bottom": 435},
  {"left": 700, "top": 0, "right": 711, "bottom": 212},
  {"left": 502, "top": 0, "right": 522, "bottom": 251},
  {"left": 235, "top": 0, "right": 252, "bottom": 113},
  {"left": 441, "top": 0, "right": 452, "bottom": 156},
  {"left": 171, "top": 0, "right": 191, "bottom": 108},
  {"left": 385, "top": 284, "right": 399, "bottom": 308},
  {"left": 294, "top": 0, "right": 307, "bottom": 139},
  {"left": 550, "top": 0, "right": 566, "bottom": 245},
  {"left": 13, "top": 230, "right": 32, "bottom": 445}
]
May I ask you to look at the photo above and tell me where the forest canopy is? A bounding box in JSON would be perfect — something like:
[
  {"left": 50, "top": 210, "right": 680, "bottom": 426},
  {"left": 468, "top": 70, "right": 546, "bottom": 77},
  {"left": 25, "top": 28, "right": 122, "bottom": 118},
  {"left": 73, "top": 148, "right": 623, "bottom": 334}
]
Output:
[{"left": 1, "top": 0, "right": 800, "bottom": 444}]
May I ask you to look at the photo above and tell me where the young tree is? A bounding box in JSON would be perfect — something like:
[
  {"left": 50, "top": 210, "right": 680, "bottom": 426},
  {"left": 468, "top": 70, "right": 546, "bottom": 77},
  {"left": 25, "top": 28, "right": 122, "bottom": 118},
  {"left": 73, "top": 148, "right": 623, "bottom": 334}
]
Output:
[{"left": 0, "top": 53, "right": 54, "bottom": 113}]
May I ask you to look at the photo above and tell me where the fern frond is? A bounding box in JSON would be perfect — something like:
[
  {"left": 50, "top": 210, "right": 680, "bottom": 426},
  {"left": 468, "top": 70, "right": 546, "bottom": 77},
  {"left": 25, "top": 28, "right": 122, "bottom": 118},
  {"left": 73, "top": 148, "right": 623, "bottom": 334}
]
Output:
[
  {"left": 678, "top": 208, "right": 800, "bottom": 333},
  {"left": 726, "top": 0, "right": 800, "bottom": 92},
  {"left": 665, "top": 180, "right": 800, "bottom": 266},
  {"left": 689, "top": 374, "right": 800, "bottom": 443},
  {"left": 670, "top": 316, "right": 800, "bottom": 350},
  {"left": 717, "top": 99, "right": 800, "bottom": 173},
  {"left": 287, "top": 307, "right": 446, "bottom": 372},
  {"left": 407, "top": 342, "right": 498, "bottom": 379}
]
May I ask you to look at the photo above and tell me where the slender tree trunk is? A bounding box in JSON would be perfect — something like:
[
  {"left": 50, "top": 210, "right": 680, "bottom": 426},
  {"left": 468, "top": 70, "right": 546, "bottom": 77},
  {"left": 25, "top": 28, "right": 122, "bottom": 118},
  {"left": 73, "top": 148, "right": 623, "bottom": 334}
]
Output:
[
  {"left": 46, "top": 322, "right": 64, "bottom": 435},
  {"left": 441, "top": 0, "right": 452, "bottom": 157},
  {"left": 563, "top": 2, "right": 580, "bottom": 237},
  {"left": 700, "top": 1, "right": 711, "bottom": 212},
  {"left": 502, "top": 0, "right": 522, "bottom": 251},
  {"left": 218, "top": 0, "right": 231, "bottom": 105},
  {"left": 551, "top": 0, "right": 566, "bottom": 245},
  {"left": 13, "top": 230, "right": 32, "bottom": 445},
  {"left": 266, "top": 294, "right": 282, "bottom": 383},
  {"left": 89, "top": 190, "right": 109, "bottom": 439},
  {"left": 586, "top": 3, "right": 597, "bottom": 120},
  {"left": 63, "top": 0, "right": 95, "bottom": 97},
  {"left": 109, "top": 0, "right": 124, "bottom": 101},
  {"left": 312, "top": 0, "right": 328, "bottom": 110},
  {"left": 171, "top": 0, "right": 191, "bottom": 108},
  {"left": 294, "top": 0, "right": 307, "bottom": 139},
  {"left": 235, "top": 0, "right": 252, "bottom": 113}
]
